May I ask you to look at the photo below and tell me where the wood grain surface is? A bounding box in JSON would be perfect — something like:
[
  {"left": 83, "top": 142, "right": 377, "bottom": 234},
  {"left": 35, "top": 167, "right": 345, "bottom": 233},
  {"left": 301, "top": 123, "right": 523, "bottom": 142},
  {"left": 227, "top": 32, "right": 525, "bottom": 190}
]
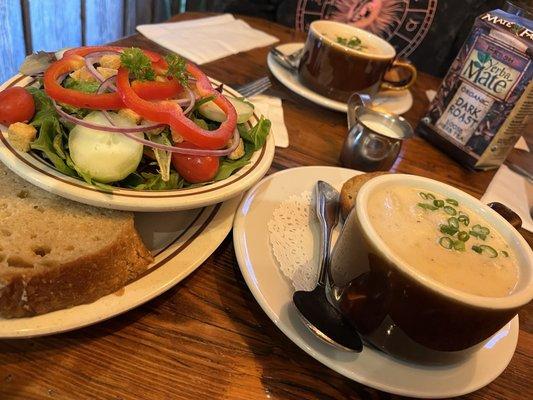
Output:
[{"left": 0, "top": 12, "right": 531, "bottom": 400}]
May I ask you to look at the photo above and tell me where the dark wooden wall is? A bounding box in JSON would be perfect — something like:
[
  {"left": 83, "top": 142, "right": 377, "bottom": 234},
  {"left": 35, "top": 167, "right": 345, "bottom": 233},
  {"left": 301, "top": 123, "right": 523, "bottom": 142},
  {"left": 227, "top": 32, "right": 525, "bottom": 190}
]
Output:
[{"left": 0, "top": 0, "right": 183, "bottom": 83}]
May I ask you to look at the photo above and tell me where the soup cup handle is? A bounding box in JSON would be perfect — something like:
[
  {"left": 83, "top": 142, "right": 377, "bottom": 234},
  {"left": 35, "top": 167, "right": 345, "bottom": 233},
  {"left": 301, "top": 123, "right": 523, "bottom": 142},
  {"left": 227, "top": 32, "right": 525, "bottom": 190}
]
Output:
[
  {"left": 488, "top": 202, "right": 522, "bottom": 229},
  {"left": 347, "top": 93, "right": 372, "bottom": 130}
]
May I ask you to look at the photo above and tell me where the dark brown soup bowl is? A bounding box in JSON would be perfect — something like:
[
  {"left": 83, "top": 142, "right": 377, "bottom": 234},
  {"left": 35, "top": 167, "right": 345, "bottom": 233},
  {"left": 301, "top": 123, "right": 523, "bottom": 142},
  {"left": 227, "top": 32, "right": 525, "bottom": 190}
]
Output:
[
  {"left": 298, "top": 20, "right": 417, "bottom": 103},
  {"left": 327, "top": 174, "right": 533, "bottom": 362}
]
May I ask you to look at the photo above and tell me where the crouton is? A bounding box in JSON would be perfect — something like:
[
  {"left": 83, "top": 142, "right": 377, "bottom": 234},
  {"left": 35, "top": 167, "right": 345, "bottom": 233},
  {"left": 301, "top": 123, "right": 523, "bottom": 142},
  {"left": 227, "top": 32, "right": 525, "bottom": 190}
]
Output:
[
  {"left": 228, "top": 138, "right": 245, "bottom": 160},
  {"left": 170, "top": 128, "right": 184, "bottom": 143},
  {"left": 118, "top": 108, "right": 142, "bottom": 125},
  {"left": 7, "top": 122, "right": 37, "bottom": 152},
  {"left": 99, "top": 54, "right": 121, "bottom": 70},
  {"left": 69, "top": 66, "right": 97, "bottom": 82},
  {"left": 96, "top": 67, "right": 117, "bottom": 80}
]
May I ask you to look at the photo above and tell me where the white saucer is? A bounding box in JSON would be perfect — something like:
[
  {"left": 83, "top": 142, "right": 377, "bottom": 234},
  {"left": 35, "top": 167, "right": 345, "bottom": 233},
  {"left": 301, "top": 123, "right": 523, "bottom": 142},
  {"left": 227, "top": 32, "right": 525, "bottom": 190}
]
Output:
[
  {"left": 233, "top": 166, "right": 519, "bottom": 398},
  {"left": 267, "top": 43, "right": 413, "bottom": 115}
]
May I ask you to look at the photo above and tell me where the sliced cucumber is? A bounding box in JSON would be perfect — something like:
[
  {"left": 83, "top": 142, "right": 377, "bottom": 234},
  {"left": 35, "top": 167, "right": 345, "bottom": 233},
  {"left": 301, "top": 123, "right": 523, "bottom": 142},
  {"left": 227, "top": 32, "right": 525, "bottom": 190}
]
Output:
[
  {"left": 198, "top": 97, "right": 254, "bottom": 124},
  {"left": 69, "top": 112, "right": 144, "bottom": 183}
]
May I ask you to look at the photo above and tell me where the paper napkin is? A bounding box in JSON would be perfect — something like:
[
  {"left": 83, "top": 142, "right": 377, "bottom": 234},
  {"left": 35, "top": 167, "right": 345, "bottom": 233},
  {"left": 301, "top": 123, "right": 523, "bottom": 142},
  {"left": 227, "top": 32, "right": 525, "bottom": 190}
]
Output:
[
  {"left": 137, "top": 14, "right": 278, "bottom": 64},
  {"left": 249, "top": 94, "right": 289, "bottom": 148}
]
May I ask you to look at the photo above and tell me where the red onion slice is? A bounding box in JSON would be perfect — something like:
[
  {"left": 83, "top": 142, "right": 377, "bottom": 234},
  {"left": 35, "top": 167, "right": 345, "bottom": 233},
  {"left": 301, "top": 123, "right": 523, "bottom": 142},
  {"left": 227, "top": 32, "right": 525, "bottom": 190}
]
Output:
[
  {"left": 123, "top": 127, "right": 240, "bottom": 157},
  {"left": 84, "top": 51, "right": 121, "bottom": 83},
  {"left": 52, "top": 101, "right": 240, "bottom": 156},
  {"left": 97, "top": 75, "right": 117, "bottom": 93},
  {"left": 53, "top": 99, "right": 165, "bottom": 132},
  {"left": 182, "top": 86, "right": 196, "bottom": 114}
]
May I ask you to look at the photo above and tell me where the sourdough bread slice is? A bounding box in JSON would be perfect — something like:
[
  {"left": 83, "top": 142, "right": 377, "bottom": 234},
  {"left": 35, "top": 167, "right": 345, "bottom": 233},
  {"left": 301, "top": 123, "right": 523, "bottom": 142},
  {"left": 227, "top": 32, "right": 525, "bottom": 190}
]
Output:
[{"left": 0, "top": 162, "right": 153, "bottom": 318}]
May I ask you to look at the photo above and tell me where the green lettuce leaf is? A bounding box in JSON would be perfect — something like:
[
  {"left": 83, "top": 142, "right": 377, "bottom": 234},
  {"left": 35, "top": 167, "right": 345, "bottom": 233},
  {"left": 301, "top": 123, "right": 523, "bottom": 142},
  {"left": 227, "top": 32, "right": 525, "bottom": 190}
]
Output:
[
  {"left": 214, "top": 142, "right": 254, "bottom": 181},
  {"left": 62, "top": 77, "right": 100, "bottom": 93},
  {"left": 121, "top": 171, "right": 183, "bottom": 190},
  {"left": 27, "top": 87, "right": 60, "bottom": 129},
  {"left": 30, "top": 119, "right": 76, "bottom": 177},
  {"left": 238, "top": 116, "right": 271, "bottom": 151},
  {"left": 148, "top": 130, "right": 173, "bottom": 182}
]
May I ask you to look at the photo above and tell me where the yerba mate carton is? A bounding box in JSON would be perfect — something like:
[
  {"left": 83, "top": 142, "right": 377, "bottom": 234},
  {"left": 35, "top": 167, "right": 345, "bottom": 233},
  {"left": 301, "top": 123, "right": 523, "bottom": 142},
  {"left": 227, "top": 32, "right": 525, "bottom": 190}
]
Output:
[{"left": 417, "top": 9, "right": 532, "bottom": 170}]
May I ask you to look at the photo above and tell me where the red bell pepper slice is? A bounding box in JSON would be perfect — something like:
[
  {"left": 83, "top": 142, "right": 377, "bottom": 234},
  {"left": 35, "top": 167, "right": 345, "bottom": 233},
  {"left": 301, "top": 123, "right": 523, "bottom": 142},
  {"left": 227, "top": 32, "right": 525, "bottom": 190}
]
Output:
[
  {"left": 116, "top": 64, "right": 237, "bottom": 149},
  {"left": 64, "top": 46, "right": 168, "bottom": 73},
  {"left": 131, "top": 79, "right": 182, "bottom": 101},
  {"left": 43, "top": 52, "right": 181, "bottom": 110},
  {"left": 44, "top": 55, "right": 124, "bottom": 109}
]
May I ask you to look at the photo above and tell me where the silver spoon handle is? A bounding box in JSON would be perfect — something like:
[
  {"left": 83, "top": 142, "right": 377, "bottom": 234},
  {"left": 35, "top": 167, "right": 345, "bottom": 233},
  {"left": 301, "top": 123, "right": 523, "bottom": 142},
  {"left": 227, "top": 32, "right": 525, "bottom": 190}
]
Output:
[
  {"left": 317, "top": 221, "right": 333, "bottom": 287},
  {"left": 315, "top": 181, "right": 339, "bottom": 287}
]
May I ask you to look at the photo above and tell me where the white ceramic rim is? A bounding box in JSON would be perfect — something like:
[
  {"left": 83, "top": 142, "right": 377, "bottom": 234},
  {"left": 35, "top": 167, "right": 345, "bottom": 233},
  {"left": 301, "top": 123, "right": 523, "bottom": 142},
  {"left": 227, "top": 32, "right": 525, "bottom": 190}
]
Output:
[
  {"left": 0, "top": 75, "right": 275, "bottom": 212},
  {"left": 309, "top": 20, "right": 396, "bottom": 60},
  {"left": 356, "top": 173, "right": 533, "bottom": 310}
]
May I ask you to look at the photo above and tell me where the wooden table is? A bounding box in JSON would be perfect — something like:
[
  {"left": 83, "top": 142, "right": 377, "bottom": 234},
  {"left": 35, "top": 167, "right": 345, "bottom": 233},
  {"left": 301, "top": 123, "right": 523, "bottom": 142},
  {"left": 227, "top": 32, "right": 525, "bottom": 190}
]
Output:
[{"left": 1, "top": 12, "right": 531, "bottom": 400}]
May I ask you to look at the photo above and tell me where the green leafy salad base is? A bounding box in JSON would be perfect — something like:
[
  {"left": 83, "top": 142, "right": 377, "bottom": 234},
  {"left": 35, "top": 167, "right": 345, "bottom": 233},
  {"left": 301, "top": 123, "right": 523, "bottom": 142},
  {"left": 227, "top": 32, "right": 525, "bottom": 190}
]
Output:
[{"left": 25, "top": 83, "right": 271, "bottom": 192}]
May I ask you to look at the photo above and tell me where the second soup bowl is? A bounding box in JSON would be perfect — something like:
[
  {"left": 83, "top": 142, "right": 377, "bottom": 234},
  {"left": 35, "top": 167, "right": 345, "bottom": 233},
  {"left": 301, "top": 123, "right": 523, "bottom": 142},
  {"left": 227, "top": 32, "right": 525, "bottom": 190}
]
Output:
[{"left": 298, "top": 20, "right": 417, "bottom": 103}]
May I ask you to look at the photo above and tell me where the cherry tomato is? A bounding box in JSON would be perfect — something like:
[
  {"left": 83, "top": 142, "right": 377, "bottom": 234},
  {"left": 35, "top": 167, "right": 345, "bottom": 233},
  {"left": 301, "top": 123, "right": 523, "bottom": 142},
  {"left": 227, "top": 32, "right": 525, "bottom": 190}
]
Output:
[
  {"left": 0, "top": 87, "right": 35, "bottom": 125},
  {"left": 171, "top": 143, "right": 219, "bottom": 183}
]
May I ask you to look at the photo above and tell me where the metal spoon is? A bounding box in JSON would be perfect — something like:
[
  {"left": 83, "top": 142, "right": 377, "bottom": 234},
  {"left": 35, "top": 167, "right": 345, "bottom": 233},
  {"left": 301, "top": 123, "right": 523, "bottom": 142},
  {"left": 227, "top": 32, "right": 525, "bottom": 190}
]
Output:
[
  {"left": 269, "top": 47, "right": 303, "bottom": 71},
  {"left": 292, "top": 181, "right": 363, "bottom": 352}
]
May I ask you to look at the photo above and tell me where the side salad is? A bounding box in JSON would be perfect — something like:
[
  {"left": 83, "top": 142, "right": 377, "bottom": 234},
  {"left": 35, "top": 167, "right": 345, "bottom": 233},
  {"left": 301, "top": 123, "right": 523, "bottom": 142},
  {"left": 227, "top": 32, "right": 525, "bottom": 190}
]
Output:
[{"left": 0, "top": 46, "right": 270, "bottom": 190}]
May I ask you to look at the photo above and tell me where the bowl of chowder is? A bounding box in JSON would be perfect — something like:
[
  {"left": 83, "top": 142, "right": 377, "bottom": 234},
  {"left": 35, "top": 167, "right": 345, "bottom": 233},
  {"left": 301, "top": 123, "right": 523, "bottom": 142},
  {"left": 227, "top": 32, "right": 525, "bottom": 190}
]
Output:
[{"left": 328, "top": 174, "right": 532, "bottom": 358}]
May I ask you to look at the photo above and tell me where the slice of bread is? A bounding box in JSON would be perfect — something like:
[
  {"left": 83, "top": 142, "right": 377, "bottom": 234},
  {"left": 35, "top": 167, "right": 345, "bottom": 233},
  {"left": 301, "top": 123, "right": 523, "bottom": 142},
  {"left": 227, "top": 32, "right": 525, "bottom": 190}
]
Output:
[
  {"left": 340, "top": 172, "right": 390, "bottom": 220},
  {"left": 0, "top": 162, "right": 153, "bottom": 318}
]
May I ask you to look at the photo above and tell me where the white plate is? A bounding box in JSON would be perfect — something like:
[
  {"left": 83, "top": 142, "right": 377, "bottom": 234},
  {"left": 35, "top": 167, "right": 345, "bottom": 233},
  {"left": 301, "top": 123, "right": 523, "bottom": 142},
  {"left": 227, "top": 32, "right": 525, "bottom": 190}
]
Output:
[
  {"left": 0, "top": 74, "right": 275, "bottom": 212},
  {"left": 233, "top": 166, "right": 519, "bottom": 398},
  {"left": 0, "top": 196, "right": 240, "bottom": 338},
  {"left": 268, "top": 43, "right": 413, "bottom": 115}
]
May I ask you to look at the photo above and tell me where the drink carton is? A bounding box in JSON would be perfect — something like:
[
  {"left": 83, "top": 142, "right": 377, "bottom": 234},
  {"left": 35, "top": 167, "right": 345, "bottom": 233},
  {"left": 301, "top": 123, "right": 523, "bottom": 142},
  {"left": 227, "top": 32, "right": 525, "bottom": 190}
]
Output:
[{"left": 417, "top": 8, "right": 532, "bottom": 170}]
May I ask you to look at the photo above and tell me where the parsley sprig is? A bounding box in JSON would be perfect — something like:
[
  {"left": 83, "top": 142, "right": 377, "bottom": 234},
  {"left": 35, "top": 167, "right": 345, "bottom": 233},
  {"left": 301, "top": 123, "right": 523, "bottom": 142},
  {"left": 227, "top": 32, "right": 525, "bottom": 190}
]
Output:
[
  {"left": 165, "top": 54, "right": 189, "bottom": 86},
  {"left": 120, "top": 47, "right": 155, "bottom": 81},
  {"left": 336, "top": 36, "right": 365, "bottom": 51}
]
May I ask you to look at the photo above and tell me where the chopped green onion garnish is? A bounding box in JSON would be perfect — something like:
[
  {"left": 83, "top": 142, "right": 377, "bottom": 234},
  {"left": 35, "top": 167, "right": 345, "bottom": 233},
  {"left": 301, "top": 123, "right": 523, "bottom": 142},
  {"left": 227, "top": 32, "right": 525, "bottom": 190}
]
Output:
[
  {"left": 440, "top": 225, "right": 458, "bottom": 235},
  {"left": 470, "top": 231, "right": 487, "bottom": 240},
  {"left": 480, "top": 245, "right": 497, "bottom": 258},
  {"left": 419, "top": 192, "right": 428, "bottom": 200},
  {"left": 472, "top": 245, "right": 497, "bottom": 257},
  {"left": 458, "top": 214, "right": 470, "bottom": 226},
  {"left": 472, "top": 245, "right": 483, "bottom": 253},
  {"left": 479, "top": 226, "right": 490, "bottom": 235},
  {"left": 446, "top": 198, "right": 458, "bottom": 206},
  {"left": 471, "top": 224, "right": 489, "bottom": 235},
  {"left": 453, "top": 240, "right": 465, "bottom": 251},
  {"left": 439, "top": 237, "right": 453, "bottom": 249},
  {"left": 448, "top": 217, "right": 459, "bottom": 229},
  {"left": 501, "top": 250, "right": 509, "bottom": 257},
  {"left": 443, "top": 206, "right": 457, "bottom": 215},
  {"left": 418, "top": 203, "right": 438, "bottom": 211},
  {"left": 458, "top": 231, "right": 470, "bottom": 242},
  {"left": 426, "top": 193, "right": 436, "bottom": 200},
  {"left": 433, "top": 199, "right": 444, "bottom": 208}
]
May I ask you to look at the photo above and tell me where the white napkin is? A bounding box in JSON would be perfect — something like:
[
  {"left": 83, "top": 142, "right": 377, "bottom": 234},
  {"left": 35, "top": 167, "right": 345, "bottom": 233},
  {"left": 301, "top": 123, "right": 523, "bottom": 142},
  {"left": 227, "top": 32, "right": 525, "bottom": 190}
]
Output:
[
  {"left": 137, "top": 14, "right": 278, "bottom": 64},
  {"left": 249, "top": 94, "right": 289, "bottom": 148}
]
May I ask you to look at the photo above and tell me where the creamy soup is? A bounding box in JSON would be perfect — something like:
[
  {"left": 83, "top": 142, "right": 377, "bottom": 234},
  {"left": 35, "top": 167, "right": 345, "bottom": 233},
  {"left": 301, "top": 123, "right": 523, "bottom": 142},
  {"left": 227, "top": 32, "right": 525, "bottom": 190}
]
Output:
[{"left": 368, "top": 185, "right": 519, "bottom": 297}]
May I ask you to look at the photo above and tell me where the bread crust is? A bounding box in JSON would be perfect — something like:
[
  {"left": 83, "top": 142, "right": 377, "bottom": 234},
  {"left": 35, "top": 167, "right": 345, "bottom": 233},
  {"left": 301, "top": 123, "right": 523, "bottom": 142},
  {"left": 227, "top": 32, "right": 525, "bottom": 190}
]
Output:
[
  {"left": 340, "top": 172, "right": 390, "bottom": 220},
  {"left": 0, "top": 222, "right": 152, "bottom": 318}
]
